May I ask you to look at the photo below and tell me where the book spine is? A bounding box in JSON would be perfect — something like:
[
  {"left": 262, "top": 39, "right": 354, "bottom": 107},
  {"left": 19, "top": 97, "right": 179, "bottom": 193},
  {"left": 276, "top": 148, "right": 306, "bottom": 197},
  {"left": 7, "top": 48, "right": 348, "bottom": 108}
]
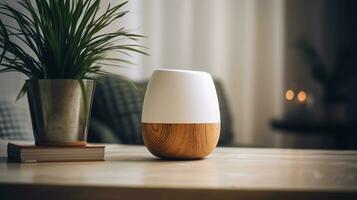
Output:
[{"left": 7, "top": 143, "right": 22, "bottom": 162}]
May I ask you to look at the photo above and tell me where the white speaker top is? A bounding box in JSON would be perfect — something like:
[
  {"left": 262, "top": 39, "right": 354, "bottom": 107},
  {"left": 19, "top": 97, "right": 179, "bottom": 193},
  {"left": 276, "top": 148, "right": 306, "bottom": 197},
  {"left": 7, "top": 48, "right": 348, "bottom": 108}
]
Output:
[{"left": 141, "top": 69, "right": 220, "bottom": 123}]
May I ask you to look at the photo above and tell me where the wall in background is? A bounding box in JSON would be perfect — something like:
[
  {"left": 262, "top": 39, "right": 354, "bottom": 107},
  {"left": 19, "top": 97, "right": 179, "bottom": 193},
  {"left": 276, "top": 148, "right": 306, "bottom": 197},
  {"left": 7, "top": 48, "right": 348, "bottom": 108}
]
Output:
[
  {"left": 6, "top": 0, "right": 349, "bottom": 147},
  {"left": 276, "top": 0, "right": 357, "bottom": 148},
  {"left": 1, "top": 0, "right": 355, "bottom": 147},
  {"left": 0, "top": 0, "right": 285, "bottom": 147},
  {"left": 0, "top": 0, "right": 28, "bottom": 106},
  {"left": 119, "top": 0, "right": 285, "bottom": 146}
]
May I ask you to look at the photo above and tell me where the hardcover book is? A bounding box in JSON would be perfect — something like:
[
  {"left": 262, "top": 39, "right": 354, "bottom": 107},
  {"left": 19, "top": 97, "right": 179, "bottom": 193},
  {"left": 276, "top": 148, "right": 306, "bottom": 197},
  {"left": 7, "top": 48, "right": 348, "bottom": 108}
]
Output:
[{"left": 7, "top": 143, "right": 105, "bottom": 163}]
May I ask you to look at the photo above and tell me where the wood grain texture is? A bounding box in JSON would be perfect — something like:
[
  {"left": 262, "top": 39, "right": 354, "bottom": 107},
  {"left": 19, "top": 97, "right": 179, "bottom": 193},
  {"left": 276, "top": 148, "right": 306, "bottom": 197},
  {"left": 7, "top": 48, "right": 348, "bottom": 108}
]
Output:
[
  {"left": 142, "top": 123, "right": 220, "bottom": 159},
  {"left": 1, "top": 140, "right": 357, "bottom": 200}
]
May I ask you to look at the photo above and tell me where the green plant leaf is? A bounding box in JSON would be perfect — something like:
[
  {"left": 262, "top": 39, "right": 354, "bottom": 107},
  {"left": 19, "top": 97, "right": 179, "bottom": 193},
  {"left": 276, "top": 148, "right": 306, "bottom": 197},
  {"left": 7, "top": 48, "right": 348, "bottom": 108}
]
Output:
[
  {"left": 0, "top": 0, "right": 147, "bottom": 99},
  {"left": 295, "top": 38, "right": 329, "bottom": 87}
]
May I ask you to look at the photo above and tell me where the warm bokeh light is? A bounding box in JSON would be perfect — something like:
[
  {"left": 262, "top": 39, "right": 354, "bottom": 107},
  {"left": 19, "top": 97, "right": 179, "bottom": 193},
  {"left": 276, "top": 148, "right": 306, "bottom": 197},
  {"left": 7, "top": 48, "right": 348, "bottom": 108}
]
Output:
[
  {"left": 285, "top": 90, "right": 294, "bottom": 101},
  {"left": 297, "top": 91, "right": 307, "bottom": 102}
]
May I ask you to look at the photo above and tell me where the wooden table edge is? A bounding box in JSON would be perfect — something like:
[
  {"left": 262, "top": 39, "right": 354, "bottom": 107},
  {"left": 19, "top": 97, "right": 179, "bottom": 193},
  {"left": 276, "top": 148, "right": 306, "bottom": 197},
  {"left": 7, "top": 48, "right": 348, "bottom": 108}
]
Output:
[{"left": 1, "top": 182, "right": 357, "bottom": 200}]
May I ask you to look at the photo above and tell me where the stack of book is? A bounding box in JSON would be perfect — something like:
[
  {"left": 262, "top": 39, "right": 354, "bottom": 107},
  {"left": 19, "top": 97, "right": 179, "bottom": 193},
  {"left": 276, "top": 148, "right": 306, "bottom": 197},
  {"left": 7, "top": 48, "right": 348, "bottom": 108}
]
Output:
[{"left": 7, "top": 143, "right": 105, "bottom": 163}]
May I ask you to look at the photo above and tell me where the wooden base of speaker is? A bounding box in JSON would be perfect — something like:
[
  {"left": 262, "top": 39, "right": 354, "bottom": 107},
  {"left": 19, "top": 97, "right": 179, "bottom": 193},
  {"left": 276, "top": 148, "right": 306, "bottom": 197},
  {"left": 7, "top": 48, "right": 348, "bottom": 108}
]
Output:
[{"left": 142, "top": 123, "right": 220, "bottom": 160}]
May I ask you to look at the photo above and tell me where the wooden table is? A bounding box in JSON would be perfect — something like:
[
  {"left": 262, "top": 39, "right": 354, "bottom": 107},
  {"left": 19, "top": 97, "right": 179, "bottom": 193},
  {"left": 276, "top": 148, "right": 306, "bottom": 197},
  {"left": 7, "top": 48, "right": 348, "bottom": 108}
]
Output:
[{"left": 0, "top": 140, "right": 357, "bottom": 200}]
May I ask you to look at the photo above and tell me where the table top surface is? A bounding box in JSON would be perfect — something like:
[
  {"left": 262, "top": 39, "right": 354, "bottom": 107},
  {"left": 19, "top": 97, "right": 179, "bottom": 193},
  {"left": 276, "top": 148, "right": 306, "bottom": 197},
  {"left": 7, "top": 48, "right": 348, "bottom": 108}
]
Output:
[{"left": 1, "top": 140, "right": 357, "bottom": 199}]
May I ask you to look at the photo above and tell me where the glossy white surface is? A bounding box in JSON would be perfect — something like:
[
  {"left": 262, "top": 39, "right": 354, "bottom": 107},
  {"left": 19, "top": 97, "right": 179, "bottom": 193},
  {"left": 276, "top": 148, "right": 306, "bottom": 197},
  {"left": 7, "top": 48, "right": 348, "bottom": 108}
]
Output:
[{"left": 141, "top": 69, "right": 220, "bottom": 123}]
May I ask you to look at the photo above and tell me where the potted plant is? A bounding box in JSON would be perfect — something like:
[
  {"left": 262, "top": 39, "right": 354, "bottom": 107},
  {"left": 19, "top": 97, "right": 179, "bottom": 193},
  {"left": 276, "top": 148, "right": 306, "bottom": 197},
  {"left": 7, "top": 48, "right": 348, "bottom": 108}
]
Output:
[
  {"left": 0, "top": 0, "right": 146, "bottom": 146},
  {"left": 296, "top": 39, "right": 357, "bottom": 122}
]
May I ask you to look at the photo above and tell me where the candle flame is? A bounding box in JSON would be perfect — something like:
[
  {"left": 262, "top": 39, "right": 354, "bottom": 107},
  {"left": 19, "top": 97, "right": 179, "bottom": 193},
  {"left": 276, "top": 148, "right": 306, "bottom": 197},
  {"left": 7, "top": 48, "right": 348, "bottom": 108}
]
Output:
[
  {"left": 297, "top": 91, "right": 307, "bottom": 102},
  {"left": 285, "top": 90, "right": 294, "bottom": 101}
]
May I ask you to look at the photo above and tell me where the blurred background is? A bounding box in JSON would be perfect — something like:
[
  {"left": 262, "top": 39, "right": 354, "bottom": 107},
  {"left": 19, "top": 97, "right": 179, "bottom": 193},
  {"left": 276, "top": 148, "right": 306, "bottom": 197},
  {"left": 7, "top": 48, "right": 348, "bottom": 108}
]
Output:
[{"left": 1, "top": 0, "right": 357, "bottom": 149}]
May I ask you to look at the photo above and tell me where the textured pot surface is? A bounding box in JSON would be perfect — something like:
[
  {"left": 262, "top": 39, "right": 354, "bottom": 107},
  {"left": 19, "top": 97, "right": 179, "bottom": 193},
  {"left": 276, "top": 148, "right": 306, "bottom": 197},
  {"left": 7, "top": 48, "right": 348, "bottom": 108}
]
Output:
[
  {"left": 142, "top": 123, "right": 220, "bottom": 160},
  {"left": 27, "top": 79, "right": 95, "bottom": 146}
]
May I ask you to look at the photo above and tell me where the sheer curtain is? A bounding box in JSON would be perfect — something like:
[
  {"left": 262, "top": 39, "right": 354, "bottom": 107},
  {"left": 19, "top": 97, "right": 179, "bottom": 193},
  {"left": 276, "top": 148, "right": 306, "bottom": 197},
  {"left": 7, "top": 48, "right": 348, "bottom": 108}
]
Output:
[
  {"left": 116, "top": 0, "right": 285, "bottom": 146},
  {"left": 0, "top": 0, "right": 285, "bottom": 146}
]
